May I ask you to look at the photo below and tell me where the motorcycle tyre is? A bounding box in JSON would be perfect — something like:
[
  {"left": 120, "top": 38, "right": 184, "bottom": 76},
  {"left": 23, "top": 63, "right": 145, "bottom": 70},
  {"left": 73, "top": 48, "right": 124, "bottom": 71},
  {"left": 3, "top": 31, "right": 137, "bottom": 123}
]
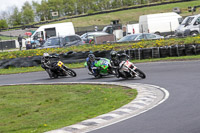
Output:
[
  {"left": 135, "top": 68, "right": 146, "bottom": 79},
  {"left": 53, "top": 73, "right": 58, "bottom": 78},
  {"left": 46, "top": 69, "right": 53, "bottom": 79},
  {"left": 95, "top": 74, "right": 102, "bottom": 78},
  {"left": 120, "top": 72, "right": 128, "bottom": 79},
  {"left": 63, "top": 66, "right": 77, "bottom": 77}
]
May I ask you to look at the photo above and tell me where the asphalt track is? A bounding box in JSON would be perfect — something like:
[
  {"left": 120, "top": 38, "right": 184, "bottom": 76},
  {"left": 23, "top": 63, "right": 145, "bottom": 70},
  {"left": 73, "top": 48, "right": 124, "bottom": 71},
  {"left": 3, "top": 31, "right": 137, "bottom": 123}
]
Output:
[{"left": 0, "top": 60, "right": 200, "bottom": 133}]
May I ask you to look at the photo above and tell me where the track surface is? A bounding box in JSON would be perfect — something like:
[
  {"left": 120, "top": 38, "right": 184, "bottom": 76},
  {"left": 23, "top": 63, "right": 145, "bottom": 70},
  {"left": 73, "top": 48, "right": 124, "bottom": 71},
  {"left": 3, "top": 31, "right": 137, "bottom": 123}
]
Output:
[{"left": 1, "top": 60, "right": 200, "bottom": 133}]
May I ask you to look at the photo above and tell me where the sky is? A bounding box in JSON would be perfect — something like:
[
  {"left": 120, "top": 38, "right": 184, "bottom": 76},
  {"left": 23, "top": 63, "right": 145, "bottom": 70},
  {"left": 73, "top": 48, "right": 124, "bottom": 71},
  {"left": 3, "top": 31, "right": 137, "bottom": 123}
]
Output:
[{"left": 0, "top": 0, "right": 41, "bottom": 13}]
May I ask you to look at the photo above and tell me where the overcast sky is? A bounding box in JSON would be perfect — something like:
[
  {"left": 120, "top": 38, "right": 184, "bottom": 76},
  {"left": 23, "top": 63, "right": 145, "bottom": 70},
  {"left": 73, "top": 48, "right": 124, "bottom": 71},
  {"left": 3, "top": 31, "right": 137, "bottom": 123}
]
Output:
[{"left": 0, "top": 0, "right": 41, "bottom": 12}]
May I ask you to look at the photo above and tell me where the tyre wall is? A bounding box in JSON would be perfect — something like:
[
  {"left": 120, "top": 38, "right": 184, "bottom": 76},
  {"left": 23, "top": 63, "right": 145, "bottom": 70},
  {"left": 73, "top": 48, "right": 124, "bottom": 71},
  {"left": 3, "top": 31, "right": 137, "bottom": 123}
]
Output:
[{"left": 0, "top": 44, "right": 200, "bottom": 69}]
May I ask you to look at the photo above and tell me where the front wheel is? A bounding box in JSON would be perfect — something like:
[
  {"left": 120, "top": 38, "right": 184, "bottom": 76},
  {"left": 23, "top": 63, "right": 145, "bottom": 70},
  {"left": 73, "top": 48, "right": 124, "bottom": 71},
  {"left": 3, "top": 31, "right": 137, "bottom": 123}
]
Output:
[
  {"left": 67, "top": 69, "right": 77, "bottom": 77},
  {"left": 63, "top": 66, "right": 77, "bottom": 77},
  {"left": 135, "top": 68, "right": 146, "bottom": 79},
  {"left": 190, "top": 31, "right": 198, "bottom": 36}
]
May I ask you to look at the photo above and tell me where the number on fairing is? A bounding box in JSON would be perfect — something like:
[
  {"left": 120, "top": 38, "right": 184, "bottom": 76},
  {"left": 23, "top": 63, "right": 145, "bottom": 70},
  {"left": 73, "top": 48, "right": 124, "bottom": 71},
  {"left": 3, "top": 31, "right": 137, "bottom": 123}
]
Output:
[
  {"left": 101, "top": 59, "right": 109, "bottom": 65},
  {"left": 57, "top": 61, "right": 63, "bottom": 67}
]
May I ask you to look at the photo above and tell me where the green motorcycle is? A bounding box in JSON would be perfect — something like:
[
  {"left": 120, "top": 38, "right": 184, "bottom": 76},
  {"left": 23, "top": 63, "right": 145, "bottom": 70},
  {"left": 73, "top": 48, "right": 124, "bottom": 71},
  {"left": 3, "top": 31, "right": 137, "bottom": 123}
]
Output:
[{"left": 85, "top": 58, "right": 114, "bottom": 78}]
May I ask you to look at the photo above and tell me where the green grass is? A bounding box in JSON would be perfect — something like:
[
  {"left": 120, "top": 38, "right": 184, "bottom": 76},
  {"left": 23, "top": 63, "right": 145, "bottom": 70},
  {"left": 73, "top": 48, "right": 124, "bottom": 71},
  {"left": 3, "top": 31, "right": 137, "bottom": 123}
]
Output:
[
  {"left": 59, "top": 0, "right": 199, "bottom": 27},
  {"left": 1, "top": 55, "right": 200, "bottom": 75},
  {"left": 0, "top": 36, "right": 17, "bottom": 41},
  {"left": 0, "top": 84, "right": 137, "bottom": 133}
]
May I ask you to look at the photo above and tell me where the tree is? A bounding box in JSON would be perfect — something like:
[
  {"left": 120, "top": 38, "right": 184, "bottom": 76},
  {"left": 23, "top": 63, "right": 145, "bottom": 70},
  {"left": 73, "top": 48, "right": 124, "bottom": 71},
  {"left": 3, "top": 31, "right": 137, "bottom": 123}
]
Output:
[
  {"left": 0, "top": 19, "right": 8, "bottom": 29},
  {"left": 98, "top": 0, "right": 111, "bottom": 10},
  {"left": 32, "top": 0, "right": 50, "bottom": 21},
  {"left": 21, "top": 1, "right": 34, "bottom": 24},
  {"left": 9, "top": 7, "right": 22, "bottom": 26},
  {"left": 63, "top": 0, "right": 76, "bottom": 15},
  {"left": 48, "top": 0, "right": 64, "bottom": 17}
]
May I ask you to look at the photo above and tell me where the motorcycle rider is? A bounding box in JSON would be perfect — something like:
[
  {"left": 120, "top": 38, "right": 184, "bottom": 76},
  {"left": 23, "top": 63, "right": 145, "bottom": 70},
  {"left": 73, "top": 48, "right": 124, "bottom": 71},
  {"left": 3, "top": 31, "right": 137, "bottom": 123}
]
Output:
[
  {"left": 86, "top": 53, "right": 100, "bottom": 76},
  {"left": 41, "top": 53, "right": 58, "bottom": 77},
  {"left": 110, "top": 51, "right": 129, "bottom": 78}
]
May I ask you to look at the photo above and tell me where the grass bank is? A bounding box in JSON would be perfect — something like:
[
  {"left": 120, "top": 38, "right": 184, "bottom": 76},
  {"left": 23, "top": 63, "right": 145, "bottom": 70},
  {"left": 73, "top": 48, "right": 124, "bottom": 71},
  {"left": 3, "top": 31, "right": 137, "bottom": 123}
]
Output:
[
  {"left": 0, "top": 36, "right": 17, "bottom": 41},
  {"left": 1, "top": 55, "right": 200, "bottom": 75},
  {"left": 60, "top": 0, "right": 199, "bottom": 27},
  {"left": 0, "top": 84, "right": 137, "bottom": 133}
]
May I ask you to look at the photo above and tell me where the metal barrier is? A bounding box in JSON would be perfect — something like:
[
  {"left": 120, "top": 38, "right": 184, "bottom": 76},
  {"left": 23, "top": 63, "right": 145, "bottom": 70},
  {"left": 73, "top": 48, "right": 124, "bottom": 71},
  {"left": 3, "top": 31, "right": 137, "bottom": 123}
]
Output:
[{"left": 0, "top": 40, "right": 16, "bottom": 51}]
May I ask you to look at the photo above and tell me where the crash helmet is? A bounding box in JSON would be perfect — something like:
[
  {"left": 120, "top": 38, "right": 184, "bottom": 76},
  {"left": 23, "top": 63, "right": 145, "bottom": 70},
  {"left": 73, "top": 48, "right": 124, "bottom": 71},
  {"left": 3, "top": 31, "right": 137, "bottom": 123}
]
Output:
[
  {"left": 43, "top": 53, "right": 50, "bottom": 59},
  {"left": 110, "top": 51, "right": 117, "bottom": 59},
  {"left": 88, "top": 54, "right": 95, "bottom": 62}
]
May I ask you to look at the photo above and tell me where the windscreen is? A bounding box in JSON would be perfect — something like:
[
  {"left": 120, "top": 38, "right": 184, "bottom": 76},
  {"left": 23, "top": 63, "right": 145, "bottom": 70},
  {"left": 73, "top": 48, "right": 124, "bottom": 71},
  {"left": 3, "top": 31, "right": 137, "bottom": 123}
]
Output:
[
  {"left": 181, "top": 17, "right": 194, "bottom": 25},
  {"left": 43, "top": 38, "right": 62, "bottom": 46},
  {"left": 118, "top": 35, "right": 137, "bottom": 42}
]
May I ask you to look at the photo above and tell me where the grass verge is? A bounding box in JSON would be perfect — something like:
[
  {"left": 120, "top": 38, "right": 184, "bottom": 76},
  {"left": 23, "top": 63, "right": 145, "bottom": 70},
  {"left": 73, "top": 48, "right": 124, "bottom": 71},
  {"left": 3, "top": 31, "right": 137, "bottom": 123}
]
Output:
[
  {"left": 61, "top": 0, "right": 199, "bottom": 27},
  {"left": 0, "top": 55, "right": 200, "bottom": 75},
  {"left": 0, "top": 84, "right": 137, "bottom": 133}
]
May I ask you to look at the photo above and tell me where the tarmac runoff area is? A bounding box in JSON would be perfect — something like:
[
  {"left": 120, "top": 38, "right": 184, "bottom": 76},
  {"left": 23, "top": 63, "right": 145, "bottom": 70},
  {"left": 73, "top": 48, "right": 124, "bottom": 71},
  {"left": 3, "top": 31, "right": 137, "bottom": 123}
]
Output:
[{"left": 1, "top": 82, "right": 169, "bottom": 133}]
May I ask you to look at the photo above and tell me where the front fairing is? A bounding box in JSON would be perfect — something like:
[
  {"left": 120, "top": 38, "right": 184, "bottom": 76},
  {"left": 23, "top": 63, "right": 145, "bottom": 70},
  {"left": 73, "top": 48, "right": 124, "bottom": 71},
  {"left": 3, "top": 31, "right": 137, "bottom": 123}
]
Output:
[{"left": 94, "top": 58, "right": 111, "bottom": 74}]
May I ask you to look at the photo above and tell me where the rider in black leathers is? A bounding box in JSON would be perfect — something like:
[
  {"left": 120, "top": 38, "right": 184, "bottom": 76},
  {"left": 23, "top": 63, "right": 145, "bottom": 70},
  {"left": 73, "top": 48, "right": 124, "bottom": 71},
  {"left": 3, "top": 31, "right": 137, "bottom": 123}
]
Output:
[
  {"left": 41, "top": 53, "right": 58, "bottom": 77},
  {"left": 110, "top": 51, "right": 129, "bottom": 78}
]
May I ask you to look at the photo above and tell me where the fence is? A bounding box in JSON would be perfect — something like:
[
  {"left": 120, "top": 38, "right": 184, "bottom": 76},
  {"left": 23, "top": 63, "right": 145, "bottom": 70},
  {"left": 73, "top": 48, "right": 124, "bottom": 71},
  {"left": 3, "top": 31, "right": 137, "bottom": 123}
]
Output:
[{"left": 0, "top": 40, "right": 16, "bottom": 51}]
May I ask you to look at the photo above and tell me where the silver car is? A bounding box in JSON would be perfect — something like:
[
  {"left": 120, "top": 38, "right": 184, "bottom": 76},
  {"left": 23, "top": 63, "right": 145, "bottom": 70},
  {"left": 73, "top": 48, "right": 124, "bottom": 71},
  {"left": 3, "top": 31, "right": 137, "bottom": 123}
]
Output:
[
  {"left": 41, "top": 37, "right": 64, "bottom": 49},
  {"left": 81, "top": 32, "right": 109, "bottom": 43},
  {"left": 117, "top": 33, "right": 164, "bottom": 42},
  {"left": 40, "top": 35, "right": 84, "bottom": 49},
  {"left": 63, "top": 34, "right": 84, "bottom": 47}
]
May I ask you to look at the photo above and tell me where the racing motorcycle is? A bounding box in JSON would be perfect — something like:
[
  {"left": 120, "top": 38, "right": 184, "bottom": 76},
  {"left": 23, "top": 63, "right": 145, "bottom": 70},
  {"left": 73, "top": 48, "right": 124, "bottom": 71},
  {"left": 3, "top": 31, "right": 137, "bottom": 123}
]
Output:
[
  {"left": 85, "top": 58, "right": 114, "bottom": 78},
  {"left": 45, "top": 60, "right": 77, "bottom": 78},
  {"left": 117, "top": 60, "right": 146, "bottom": 79}
]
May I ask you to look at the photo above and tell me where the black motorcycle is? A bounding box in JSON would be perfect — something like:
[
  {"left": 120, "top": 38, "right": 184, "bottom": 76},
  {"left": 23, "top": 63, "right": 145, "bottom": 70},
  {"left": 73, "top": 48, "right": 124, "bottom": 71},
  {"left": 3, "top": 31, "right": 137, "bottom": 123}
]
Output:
[{"left": 42, "top": 57, "right": 76, "bottom": 78}]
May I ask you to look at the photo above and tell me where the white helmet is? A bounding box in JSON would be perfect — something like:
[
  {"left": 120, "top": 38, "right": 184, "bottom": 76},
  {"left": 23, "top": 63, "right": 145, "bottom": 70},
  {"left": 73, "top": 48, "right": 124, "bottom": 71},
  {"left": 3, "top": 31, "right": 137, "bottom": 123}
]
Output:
[{"left": 43, "top": 53, "right": 49, "bottom": 57}]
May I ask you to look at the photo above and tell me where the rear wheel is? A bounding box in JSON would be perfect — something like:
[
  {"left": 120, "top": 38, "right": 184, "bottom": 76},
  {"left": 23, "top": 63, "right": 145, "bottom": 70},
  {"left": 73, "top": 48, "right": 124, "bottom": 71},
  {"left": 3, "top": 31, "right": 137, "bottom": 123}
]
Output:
[
  {"left": 155, "top": 32, "right": 161, "bottom": 35},
  {"left": 135, "top": 68, "right": 146, "bottom": 79}
]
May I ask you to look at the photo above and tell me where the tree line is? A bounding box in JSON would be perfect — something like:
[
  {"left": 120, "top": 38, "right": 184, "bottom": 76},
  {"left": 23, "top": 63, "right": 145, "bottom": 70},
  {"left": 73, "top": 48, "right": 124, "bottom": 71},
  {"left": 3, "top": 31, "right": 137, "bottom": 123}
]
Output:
[{"left": 0, "top": 0, "right": 178, "bottom": 29}]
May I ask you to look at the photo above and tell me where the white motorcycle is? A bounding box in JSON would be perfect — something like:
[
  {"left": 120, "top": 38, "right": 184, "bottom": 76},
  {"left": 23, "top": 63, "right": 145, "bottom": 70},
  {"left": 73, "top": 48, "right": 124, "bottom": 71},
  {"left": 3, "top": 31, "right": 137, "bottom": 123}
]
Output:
[{"left": 117, "top": 60, "right": 146, "bottom": 79}]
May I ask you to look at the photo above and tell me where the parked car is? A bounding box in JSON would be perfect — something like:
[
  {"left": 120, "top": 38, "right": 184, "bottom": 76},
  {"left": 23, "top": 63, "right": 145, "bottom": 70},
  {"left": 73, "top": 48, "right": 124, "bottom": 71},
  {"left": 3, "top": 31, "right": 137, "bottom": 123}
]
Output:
[
  {"left": 63, "top": 34, "right": 84, "bottom": 46},
  {"left": 41, "top": 37, "right": 64, "bottom": 49},
  {"left": 81, "top": 32, "right": 109, "bottom": 43},
  {"left": 117, "top": 33, "right": 164, "bottom": 42},
  {"left": 40, "top": 35, "right": 84, "bottom": 49}
]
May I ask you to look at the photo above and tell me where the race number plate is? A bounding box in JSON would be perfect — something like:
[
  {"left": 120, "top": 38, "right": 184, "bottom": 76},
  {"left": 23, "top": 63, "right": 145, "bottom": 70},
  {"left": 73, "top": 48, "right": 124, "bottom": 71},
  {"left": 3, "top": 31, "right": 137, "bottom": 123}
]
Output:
[{"left": 57, "top": 61, "right": 63, "bottom": 67}]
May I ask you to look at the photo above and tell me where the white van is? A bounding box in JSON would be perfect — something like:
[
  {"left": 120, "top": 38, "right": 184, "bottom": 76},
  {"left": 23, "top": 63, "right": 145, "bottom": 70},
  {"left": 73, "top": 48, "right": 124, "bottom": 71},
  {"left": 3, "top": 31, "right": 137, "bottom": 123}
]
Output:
[
  {"left": 126, "top": 23, "right": 139, "bottom": 35},
  {"left": 31, "top": 22, "right": 75, "bottom": 41},
  {"left": 139, "top": 12, "right": 182, "bottom": 35},
  {"left": 175, "top": 14, "right": 200, "bottom": 36}
]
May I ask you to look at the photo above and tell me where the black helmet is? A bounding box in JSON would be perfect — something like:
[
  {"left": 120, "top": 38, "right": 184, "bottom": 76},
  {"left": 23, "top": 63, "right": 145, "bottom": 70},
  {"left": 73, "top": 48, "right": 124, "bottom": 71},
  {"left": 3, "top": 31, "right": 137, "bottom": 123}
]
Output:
[
  {"left": 88, "top": 54, "right": 95, "bottom": 62},
  {"left": 110, "top": 51, "right": 117, "bottom": 59}
]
